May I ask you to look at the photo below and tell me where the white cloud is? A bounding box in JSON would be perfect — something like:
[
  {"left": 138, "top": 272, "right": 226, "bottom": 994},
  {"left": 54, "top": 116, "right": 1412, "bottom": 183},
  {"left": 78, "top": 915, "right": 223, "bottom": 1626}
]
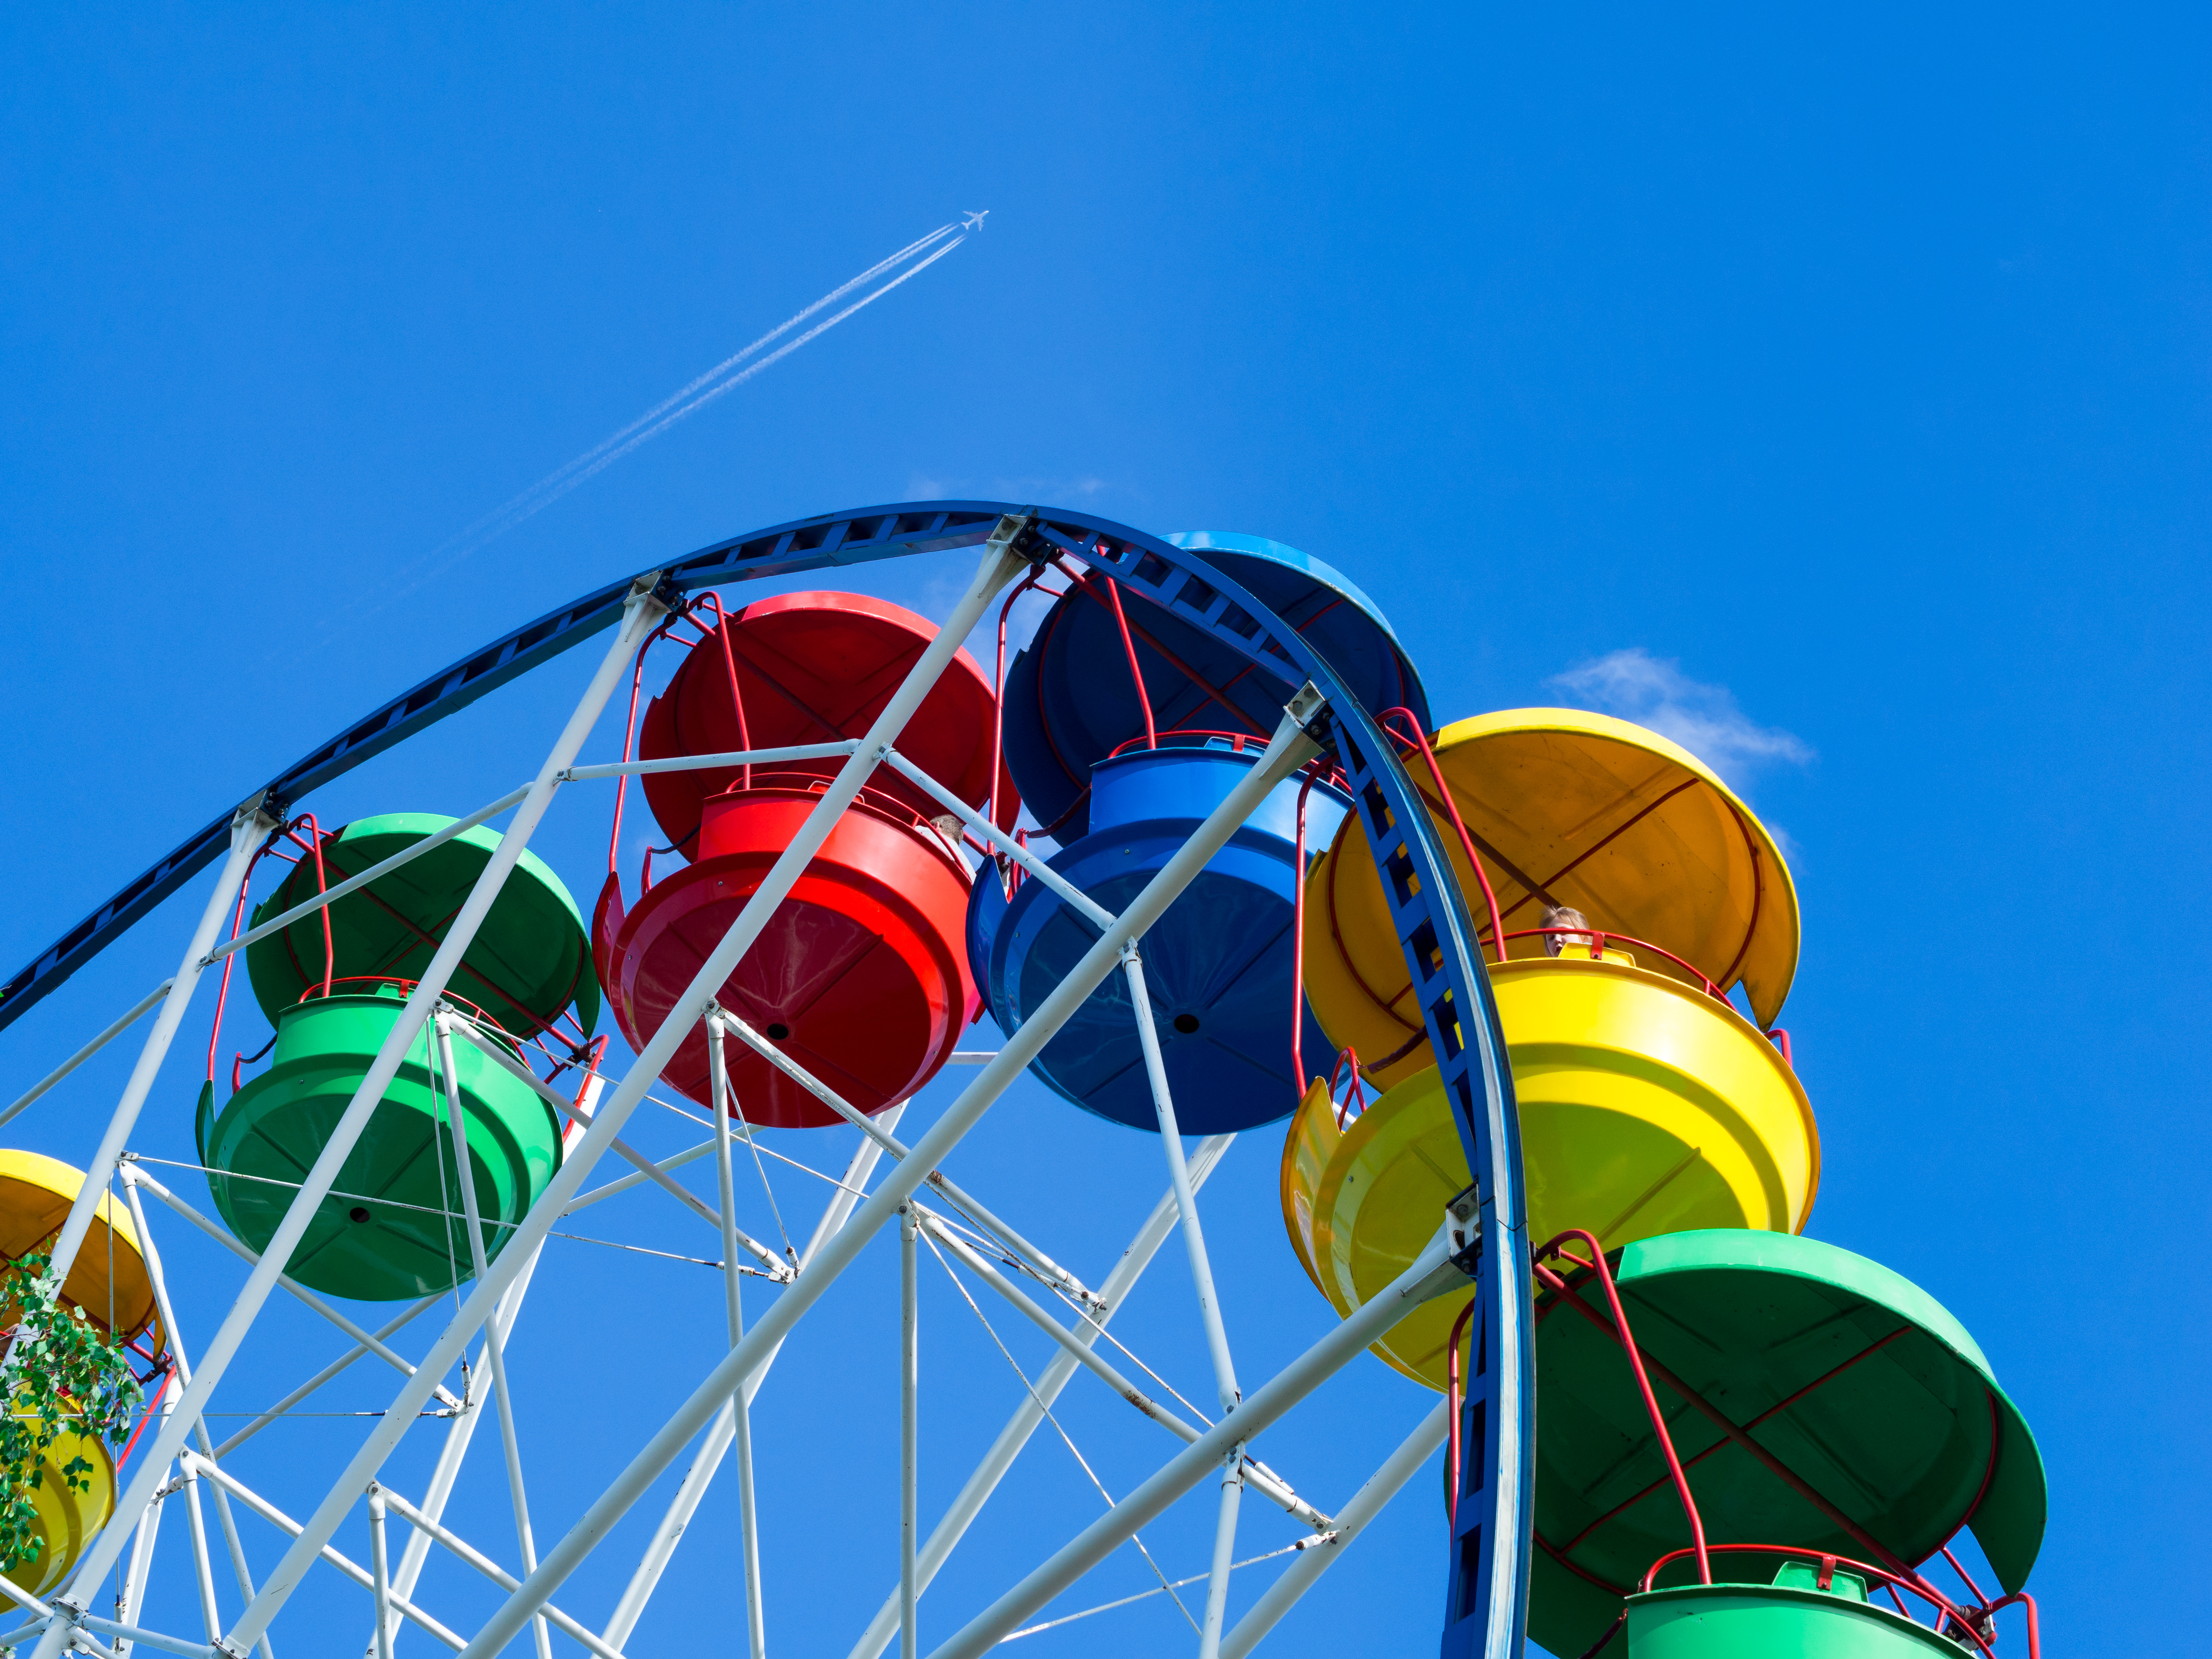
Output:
[{"left": 1547, "top": 648, "right": 1813, "bottom": 786}]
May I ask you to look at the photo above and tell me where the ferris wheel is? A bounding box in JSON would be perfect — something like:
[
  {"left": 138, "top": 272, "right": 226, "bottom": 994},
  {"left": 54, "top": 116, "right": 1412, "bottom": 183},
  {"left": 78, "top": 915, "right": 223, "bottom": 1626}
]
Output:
[{"left": 0, "top": 503, "right": 2049, "bottom": 1659}]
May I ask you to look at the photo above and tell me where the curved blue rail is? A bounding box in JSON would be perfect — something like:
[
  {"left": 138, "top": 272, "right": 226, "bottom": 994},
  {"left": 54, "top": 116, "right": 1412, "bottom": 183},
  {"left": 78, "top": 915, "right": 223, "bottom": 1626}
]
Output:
[{"left": 0, "top": 500, "right": 1534, "bottom": 1655}]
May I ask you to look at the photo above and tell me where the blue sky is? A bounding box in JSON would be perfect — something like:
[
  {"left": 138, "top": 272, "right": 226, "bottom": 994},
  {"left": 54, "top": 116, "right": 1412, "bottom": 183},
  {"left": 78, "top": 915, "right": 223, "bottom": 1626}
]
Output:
[{"left": 3, "top": 6, "right": 2206, "bottom": 1655}]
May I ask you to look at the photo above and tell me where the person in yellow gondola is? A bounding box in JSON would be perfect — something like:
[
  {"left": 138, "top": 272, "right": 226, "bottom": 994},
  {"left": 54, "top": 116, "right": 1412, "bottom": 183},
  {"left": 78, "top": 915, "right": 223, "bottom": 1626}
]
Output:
[
  {"left": 1541, "top": 903, "right": 1591, "bottom": 956},
  {"left": 1541, "top": 903, "right": 1631, "bottom": 964}
]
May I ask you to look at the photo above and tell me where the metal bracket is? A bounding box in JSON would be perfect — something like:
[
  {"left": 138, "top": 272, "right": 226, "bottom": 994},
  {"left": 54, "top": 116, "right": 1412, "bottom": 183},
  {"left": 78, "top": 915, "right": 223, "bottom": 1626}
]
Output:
[
  {"left": 636, "top": 567, "right": 681, "bottom": 617},
  {"left": 1284, "top": 682, "right": 1332, "bottom": 748},
  {"left": 986, "top": 508, "right": 1048, "bottom": 567},
  {"left": 1446, "top": 1182, "right": 1483, "bottom": 1276}
]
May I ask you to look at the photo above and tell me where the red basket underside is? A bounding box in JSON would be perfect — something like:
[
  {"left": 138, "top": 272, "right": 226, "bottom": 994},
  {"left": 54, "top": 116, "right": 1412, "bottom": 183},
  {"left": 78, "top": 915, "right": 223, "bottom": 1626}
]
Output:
[{"left": 607, "top": 801, "right": 974, "bottom": 1129}]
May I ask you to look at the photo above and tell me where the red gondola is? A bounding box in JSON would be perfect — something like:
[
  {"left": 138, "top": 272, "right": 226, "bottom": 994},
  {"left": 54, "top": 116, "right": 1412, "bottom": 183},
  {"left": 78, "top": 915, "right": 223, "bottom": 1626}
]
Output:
[{"left": 596, "top": 591, "right": 1002, "bottom": 1127}]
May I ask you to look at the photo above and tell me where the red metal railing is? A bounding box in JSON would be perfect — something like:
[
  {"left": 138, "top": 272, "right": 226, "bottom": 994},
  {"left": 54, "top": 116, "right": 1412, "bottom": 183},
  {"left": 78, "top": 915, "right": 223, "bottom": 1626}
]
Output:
[
  {"left": 1534, "top": 1231, "right": 1711, "bottom": 1584},
  {"left": 1445, "top": 1298, "right": 1477, "bottom": 1531},
  {"left": 1503, "top": 927, "right": 1725, "bottom": 999},
  {"left": 293, "top": 974, "right": 504, "bottom": 1028},
  {"left": 1634, "top": 1544, "right": 2035, "bottom": 1658}
]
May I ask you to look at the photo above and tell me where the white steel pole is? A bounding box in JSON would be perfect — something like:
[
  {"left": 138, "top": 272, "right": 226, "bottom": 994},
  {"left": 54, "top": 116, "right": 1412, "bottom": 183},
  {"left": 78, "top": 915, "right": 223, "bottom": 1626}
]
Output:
[
  {"left": 454, "top": 695, "right": 1322, "bottom": 1659},
  {"left": 909, "top": 1214, "right": 1325, "bottom": 1530},
  {"left": 802, "top": 1107, "right": 902, "bottom": 1271},
  {"left": 1218, "top": 1397, "right": 1452, "bottom": 1659},
  {"left": 1196, "top": 1452, "right": 1245, "bottom": 1659},
  {"left": 923, "top": 1224, "right": 1467, "bottom": 1659},
  {"left": 33, "top": 577, "right": 671, "bottom": 1659},
  {"left": 431, "top": 1014, "right": 550, "bottom": 1659},
  {"left": 843, "top": 1136, "right": 1233, "bottom": 1659},
  {"left": 710, "top": 1019, "right": 768, "bottom": 1659},
  {"left": 116, "top": 1172, "right": 275, "bottom": 1659},
  {"left": 179, "top": 1466, "right": 222, "bottom": 1644},
  {"left": 0, "top": 978, "right": 172, "bottom": 1133},
  {"left": 899, "top": 1206, "right": 919, "bottom": 1659},
  {"left": 714, "top": 1014, "right": 1095, "bottom": 1308},
  {"left": 602, "top": 1105, "right": 907, "bottom": 1649},
  {"left": 112, "top": 1486, "right": 165, "bottom": 1655},
  {"left": 367, "top": 1489, "right": 394, "bottom": 1659},
  {"left": 225, "top": 529, "right": 1031, "bottom": 1658},
  {"left": 370, "top": 1249, "right": 543, "bottom": 1659},
  {"left": 1122, "top": 947, "right": 1238, "bottom": 1410},
  {"left": 38, "top": 799, "right": 274, "bottom": 1302}
]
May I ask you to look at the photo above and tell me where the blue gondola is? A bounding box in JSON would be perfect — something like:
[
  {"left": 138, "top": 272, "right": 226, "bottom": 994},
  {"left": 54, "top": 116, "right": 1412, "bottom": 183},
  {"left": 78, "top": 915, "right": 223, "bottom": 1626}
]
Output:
[
  {"left": 969, "top": 735, "right": 1350, "bottom": 1133},
  {"left": 1000, "top": 532, "right": 1427, "bottom": 841}
]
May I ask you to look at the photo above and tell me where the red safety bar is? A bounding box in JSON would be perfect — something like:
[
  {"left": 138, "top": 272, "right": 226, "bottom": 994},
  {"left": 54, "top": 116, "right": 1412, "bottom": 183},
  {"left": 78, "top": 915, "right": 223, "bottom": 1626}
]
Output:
[{"left": 1635, "top": 1544, "right": 2032, "bottom": 1658}]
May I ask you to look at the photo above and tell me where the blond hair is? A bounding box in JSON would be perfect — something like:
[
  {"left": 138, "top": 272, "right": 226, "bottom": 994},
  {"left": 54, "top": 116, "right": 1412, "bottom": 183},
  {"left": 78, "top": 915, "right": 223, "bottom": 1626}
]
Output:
[{"left": 1541, "top": 904, "right": 1591, "bottom": 957}]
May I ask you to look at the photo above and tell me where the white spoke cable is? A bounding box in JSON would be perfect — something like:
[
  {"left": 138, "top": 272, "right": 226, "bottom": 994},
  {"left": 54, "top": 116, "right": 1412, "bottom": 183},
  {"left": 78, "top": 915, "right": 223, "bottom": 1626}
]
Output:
[
  {"left": 918, "top": 1228, "right": 1200, "bottom": 1635},
  {"left": 1001, "top": 1540, "right": 1320, "bottom": 1642}
]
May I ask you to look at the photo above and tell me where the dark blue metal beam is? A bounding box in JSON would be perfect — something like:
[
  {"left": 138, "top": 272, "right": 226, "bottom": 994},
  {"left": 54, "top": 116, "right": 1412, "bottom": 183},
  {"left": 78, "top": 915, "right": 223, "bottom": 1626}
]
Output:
[{"left": 0, "top": 500, "right": 1533, "bottom": 1657}]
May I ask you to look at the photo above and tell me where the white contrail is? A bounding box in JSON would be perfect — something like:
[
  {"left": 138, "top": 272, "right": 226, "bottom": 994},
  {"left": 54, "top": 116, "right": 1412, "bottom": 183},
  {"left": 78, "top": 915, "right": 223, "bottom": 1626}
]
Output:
[
  {"left": 439, "top": 222, "right": 962, "bottom": 554},
  {"left": 434, "top": 223, "right": 965, "bottom": 561},
  {"left": 469, "top": 234, "right": 968, "bottom": 540}
]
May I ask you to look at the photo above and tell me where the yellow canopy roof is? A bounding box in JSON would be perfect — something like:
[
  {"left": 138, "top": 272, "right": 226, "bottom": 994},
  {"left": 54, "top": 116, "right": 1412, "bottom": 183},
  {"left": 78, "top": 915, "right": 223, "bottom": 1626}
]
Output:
[{"left": 1427, "top": 708, "right": 1801, "bottom": 1024}]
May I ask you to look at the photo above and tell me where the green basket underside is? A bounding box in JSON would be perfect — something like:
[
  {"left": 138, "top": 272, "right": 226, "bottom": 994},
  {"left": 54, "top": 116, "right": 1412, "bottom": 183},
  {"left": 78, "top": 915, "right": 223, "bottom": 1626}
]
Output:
[
  {"left": 1530, "top": 1229, "right": 2044, "bottom": 1658},
  {"left": 205, "top": 1001, "right": 561, "bottom": 1302},
  {"left": 243, "top": 813, "right": 599, "bottom": 1039}
]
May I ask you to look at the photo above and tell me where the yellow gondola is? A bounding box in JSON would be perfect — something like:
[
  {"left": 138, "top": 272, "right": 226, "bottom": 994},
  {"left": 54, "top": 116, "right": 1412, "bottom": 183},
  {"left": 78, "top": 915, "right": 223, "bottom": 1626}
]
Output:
[
  {"left": 1302, "top": 707, "right": 1800, "bottom": 1088},
  {"left": 1286, "top": 710, "right": 1818, "bottom": 1390},
  {"left": 0, "top": 1150, "right": 158, "bottom": 1344},
  {"left": 0, "top": 1151, "right": 150, "bottom": 1594}
]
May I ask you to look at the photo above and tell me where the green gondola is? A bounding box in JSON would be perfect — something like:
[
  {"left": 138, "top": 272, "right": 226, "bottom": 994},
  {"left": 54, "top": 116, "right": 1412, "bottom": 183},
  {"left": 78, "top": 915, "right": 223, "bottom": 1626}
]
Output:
[
  {"left": 1531, "top": 1229, "right": 2045, "bottom": 1658},
  {"left": 200, "top": 813, "right": 594, "bottom": 1300}
]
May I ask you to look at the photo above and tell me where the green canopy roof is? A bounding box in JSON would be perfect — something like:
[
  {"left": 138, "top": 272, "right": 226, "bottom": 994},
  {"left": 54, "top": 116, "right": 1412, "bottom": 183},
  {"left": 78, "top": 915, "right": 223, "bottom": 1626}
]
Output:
[
  {"left": 244, "top": 813, "right": 598, "bottom": 1040},
  {"left": 1530, "top": 1228, "right": 2045, "bottom": 1658}
]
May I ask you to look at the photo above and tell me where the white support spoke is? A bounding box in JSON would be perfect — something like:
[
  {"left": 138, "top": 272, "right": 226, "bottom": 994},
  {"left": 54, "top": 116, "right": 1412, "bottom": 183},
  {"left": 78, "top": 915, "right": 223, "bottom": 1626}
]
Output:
[
  {"left": 561, "top": 740, "right": 859, "bottom": 782},
  {"left": 118, "top": 1173, "right": 275, "bottom": 1659},
  {"left": 1121, "top": 947, "right": 1239, "bottom": 1411},
  {"left": 38, "top": 799, "right": 274, "bottom": 1310},
  {"left": 709, "top": 1021, "right": 767, "bottom": 1659},
  {"left": 205, "top": 787, "right": 533, "bottom": 968},
  {"left": 36, "top": 578, "right": 673, "bottom": 1659},
  {"left": 370, "top": 1487, "right": 628, "bottom": 1659},
  {"left": 899, "top": 1206, "right": 919, "bottom": 1659},
  {"left": 180, "top": 1455, "right": 468, "bottom": 1651},
  {"left": 222, "top": 527, "right": 1032, "bottom": 1659},
  {"left": 846, "top": 1135, "right": 1235, "bottom": 1659},
  {"left": 923, "top": 1222, "right": 1467, "bottom": 1659},
  {"left": 114, "top": 1484, "right": 167, "bottom": 1655},
  {"left": 429, "top": 1015, "right": 550, "bottom": 1659},
  {"left": 561, "top": 1138, "right": 715, "bottom": 1215},
  {"left": 76, "top": 1615, "right": 201, "bottom": 1659},
  {"left": 1218, "top": 1398, "right": 1451, "bottom": 1659},
  {"left": 124, "top": 1168, "right": 462, "bottom": 1410},
  {"left": 875, "top": 750, "right": 1115, "bottom": 930},
  {"left": 0, "top": 978, "right": 172, "bottom": 1133},
  {"left": 716, "top": 1011, "right": 1097, "bottom": 1310},
  {"left": 450, "top": 1019, "right": 789, "bottom": 1279},
  {"left": 372, "top": 1251, "right": 543, "bottom": 1659},
  {"left": 180, "top": 1467, "right": 222, "bottom": 1643},
  {"left": 601, "top": 1106, "right": 905, "bottom": 1650},
  {"left": 1197, "top": 1453, "right": 1245, "bottom": 1659},
  {"left": 454, "top": 695, "right": 1320, "bottom": 1659},
  {"left": 910, "top": 1212, "right": 1327, "bottom": 1531},
  {"left": 367, "top": 1489, "right": 395, "bottom": 1659}
]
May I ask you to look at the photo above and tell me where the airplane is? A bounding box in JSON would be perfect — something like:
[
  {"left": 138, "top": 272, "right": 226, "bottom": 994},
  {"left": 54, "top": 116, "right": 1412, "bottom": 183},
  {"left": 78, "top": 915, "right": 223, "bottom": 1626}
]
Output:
[{"left": 961, "top": 209, "right": 989, "bottom": 231}]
